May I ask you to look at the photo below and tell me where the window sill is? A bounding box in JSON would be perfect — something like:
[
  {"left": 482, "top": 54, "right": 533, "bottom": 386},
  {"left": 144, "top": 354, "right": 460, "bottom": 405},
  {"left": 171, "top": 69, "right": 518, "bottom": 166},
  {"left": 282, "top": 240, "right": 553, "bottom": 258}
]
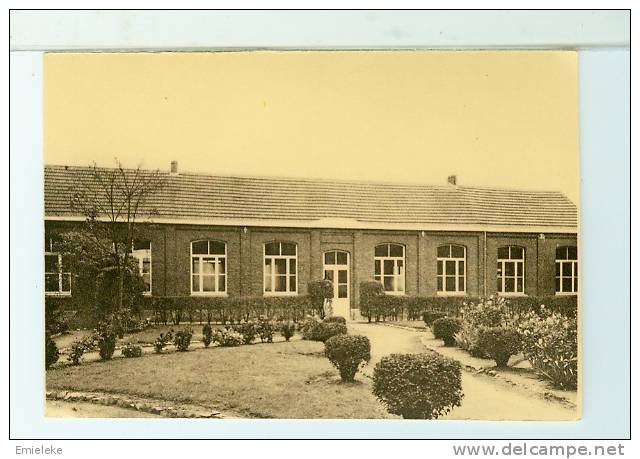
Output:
[
  {"left": 190, "top": 292, "right": 228, "bottom": 297},
  {"left": 498, "top": 292, "right": 527, "bottom": 297},
  {"left": 555, "top": 292, "right": 578, "bottom": 296},
  {"left": 383, "top": 291, "right": 406, "bottom": 296},
  {"left": 45, "top": 292, "right": 71, "bottom": 297},
  {"left": 263, "top": 292, "right": 298, "bottom": 297}
]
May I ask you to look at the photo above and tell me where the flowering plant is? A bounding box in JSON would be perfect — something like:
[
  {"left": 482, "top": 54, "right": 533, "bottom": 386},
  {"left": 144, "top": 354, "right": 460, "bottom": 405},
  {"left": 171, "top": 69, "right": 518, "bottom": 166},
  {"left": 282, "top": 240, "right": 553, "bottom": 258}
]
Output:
[{"left": 516, "top": 306, "right": 578, "bottom": 389}]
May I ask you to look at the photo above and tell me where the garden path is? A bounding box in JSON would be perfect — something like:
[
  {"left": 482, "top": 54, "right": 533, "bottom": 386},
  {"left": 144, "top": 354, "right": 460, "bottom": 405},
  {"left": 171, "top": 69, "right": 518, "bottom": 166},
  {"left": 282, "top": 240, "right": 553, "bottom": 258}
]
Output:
[{"left": 348, "top": 322, "right": 578, "bottom": 421}]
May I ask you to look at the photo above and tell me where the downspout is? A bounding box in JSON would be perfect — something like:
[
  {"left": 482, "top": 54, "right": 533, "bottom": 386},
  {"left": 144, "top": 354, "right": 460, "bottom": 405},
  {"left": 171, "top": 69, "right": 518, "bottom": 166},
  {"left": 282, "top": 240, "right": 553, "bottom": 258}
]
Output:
[{"left": 483, "top": 231, "right": 487, "bottom": 297}]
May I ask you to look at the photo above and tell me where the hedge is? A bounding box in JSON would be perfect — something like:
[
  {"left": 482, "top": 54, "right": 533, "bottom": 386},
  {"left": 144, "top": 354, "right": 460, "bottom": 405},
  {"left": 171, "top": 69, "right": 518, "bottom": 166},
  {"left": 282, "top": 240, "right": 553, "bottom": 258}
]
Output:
[
  {"left": 357, "top": 284, "right": 577, "bottom": 321},
  {"left": 141, "top": 295, "right": 315, "bottom": 325}
]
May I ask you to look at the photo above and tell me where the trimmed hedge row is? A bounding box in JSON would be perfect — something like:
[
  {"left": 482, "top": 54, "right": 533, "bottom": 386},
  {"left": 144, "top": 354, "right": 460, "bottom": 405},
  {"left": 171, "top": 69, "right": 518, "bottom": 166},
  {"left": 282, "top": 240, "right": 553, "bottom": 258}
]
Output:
[
  {"left": 359, "top": 290, "right": 577, "bottom": 322},
  {"left": 140, "top": 295, "right": 318, "bottom": 325}
]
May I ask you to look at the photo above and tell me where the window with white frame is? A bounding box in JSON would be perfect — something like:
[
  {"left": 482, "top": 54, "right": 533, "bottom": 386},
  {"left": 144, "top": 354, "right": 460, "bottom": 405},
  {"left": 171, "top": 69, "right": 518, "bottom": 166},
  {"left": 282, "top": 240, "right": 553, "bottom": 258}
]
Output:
[
  {"left": 497, "top": 246, "right": 525, "bottom": 294},
  {"left": 191, "top": 240, "right": 226, "bottom": 294},
  {"left": 374, "top": 243, "right": 405, "bottom": 294},
  {"left": 264, "top": 242, "right": 297, "bottom": 294},
  {"left": 555, "top": 246, "right": 578, "bottom": 294},
  {"left": 437, "top": 244, "right": 466, "bottom": 294},
  {"left": 132, "top": 240, "right": 152, "bottom": 295},
  {"left": 44, "top": 237, "right": 71, "bottom": 295}
]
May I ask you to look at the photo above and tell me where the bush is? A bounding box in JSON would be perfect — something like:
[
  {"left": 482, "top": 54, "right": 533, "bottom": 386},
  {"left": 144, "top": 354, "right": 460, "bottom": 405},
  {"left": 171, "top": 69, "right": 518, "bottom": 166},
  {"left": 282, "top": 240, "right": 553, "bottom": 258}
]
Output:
[
  {"left": 233, "top": 321, "right": 257, "bottom": 344},
  {"left": 213, "top": 328, "right": 244, "bottom": 347},
  {"left": 45, "top": 297, "right": 69, "bottom": 335},
  {"left": 302, "top": 321, "right": 347, "bottom": 342},
  {"left": 121, "top": 343, "right": 143, "bottom": 358},
  {"left": 280, "top": 321, "right": 296, "bottom": 341},
  {"left": 67, "top": 336, "right": 94, "bottom": 365},
  {"left": 256, "top": 318, "right": 275, "bottom": 343},
  {"left": 149, "top": 295, "right": 312, "bottom": 326},
  {"left": 432, "top": 318, "right": 461, "bottom": 346},
  {"left": 373, "top": 353, "right": 463, "bottom": 419},
  {"left": 457, "top": 296, "right": 512, "bottom": 357},
  {"left": 202, "top": 324, "right": 213, "bottom": 347},
  {"left": 323, "top": 316, "right": 346, "bottom": 324},
  {"left": 422, "top": 310, "right": 447, "bottom": 327},
  {"left": 174, "top": 328, "right": 193, "bottom": 352},
  {"left": 324, "top": 335, "right": 371, "bottom": 382},
  {"left": 154, "top": 330, "right": 173, "bottom": 353},
  {"left": 477, "top": 326, "right": 521, "bottom": 367},
  {"left": 45, "top": 334, "right": 59, "bottom": 369},
  {"left": 359, "top": 281, "right": 385, "bottom": 322},
  {"left": 517, "top": 308, "right": 578, "bottom": 389},
  {"left": 95, "top": 329, "right": 117, "bottom": 361},
  {"left": 308, "top": 280, "right": 334, "bottom": 318}
]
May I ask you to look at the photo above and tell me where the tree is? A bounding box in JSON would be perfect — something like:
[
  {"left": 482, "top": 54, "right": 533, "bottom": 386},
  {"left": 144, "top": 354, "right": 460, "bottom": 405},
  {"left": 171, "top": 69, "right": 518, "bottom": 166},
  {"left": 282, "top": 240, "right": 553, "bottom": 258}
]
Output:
[{"left": 63, "top": 161, "right": 166, "bottom": 321}]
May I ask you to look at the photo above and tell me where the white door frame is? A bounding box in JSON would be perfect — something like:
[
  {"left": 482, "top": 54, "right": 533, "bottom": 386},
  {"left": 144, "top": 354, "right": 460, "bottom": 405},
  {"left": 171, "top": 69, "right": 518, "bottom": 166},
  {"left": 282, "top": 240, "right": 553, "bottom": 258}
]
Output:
[{"left": 323, "top": 250, "right": 351, "bottom": 320}]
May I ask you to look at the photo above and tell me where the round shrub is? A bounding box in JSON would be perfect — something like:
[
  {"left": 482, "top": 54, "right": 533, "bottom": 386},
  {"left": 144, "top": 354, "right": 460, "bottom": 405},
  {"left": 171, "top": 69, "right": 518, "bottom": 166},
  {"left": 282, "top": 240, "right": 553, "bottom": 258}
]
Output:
[
  {"left": 303, "top": 321, "right": 347, "bottom": 342},
  {"left": 233, "top": 321, "right": 257, "bottom": 344},
  {"left": 373, "top": 353, "right": 463, "bottom": 419},
  {"left": 324, "top": 335, "right": 371, "bottom": 382},
  {"left": 202, "top": 324, "right": 213, "bottom": 347},
  {"left": 214, "top": 329, "right": 244, "bottom": 347},
  {"left": 458, "top": 296, "right": 511, "bottom": 356},
  {"left": 121, "top": 343, "right": 143, "bottom": 358},
  {"left": 174, "top": 328, "right": 193, "bottom": 352},
  {"left": 323, "top": 316, "right": 347, "bottom": 324},
  {"left": 422, "top": 310, "right": 447, "bottom": 327},
  {"left": 45, "top": 334, "right": 59, "bottom": 370},
  {"left": 96, "top": 330, "right": 117, "bottom": 361},
  {"left": 477, "top": 326, "right": 520, "bottom": 367},
  {"left": 256, "top": 318, "right": 275, "bottom": 343},
  {"left": 432, "top": 318, "right": 461, "bottom": 346},
  {"left": 280, "top": 321, "right": 296, "bottom": 341}
]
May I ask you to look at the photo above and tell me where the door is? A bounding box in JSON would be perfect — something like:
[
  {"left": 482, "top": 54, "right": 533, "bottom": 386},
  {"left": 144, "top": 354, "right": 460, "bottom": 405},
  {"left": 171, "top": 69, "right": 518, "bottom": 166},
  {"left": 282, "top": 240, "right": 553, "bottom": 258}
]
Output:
[{"left": 323, "top": 250, "right": 350, "bottom": 320}]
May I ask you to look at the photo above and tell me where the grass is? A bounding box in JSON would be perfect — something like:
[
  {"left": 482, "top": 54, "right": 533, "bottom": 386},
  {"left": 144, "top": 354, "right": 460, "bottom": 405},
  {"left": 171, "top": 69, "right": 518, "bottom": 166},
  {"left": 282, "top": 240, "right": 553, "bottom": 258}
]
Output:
[{"left": 46, "top": 339, "right": 394, "bottom": 419}]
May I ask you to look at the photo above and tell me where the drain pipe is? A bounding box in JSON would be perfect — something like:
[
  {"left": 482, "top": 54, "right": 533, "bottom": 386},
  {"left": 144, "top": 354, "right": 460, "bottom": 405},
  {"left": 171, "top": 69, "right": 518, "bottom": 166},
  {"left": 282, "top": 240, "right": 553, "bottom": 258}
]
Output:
[{"left": 483, "top": 231, "right": 487, "bottom": 297}]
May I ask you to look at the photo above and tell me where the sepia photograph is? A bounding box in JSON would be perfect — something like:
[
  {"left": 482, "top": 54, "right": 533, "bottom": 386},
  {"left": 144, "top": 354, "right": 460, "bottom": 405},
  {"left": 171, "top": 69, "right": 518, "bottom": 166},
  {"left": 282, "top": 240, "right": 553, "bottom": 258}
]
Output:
[{"left": 41, "top": 49, "right": 581, "bottom": 421}]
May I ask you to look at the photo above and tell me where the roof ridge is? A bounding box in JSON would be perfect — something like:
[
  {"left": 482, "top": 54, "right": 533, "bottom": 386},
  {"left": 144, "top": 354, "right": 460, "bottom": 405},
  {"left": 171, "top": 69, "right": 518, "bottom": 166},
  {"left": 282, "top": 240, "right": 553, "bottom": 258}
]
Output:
[{"left": 44, "top": 164, "right": 573, "bottom": 198}]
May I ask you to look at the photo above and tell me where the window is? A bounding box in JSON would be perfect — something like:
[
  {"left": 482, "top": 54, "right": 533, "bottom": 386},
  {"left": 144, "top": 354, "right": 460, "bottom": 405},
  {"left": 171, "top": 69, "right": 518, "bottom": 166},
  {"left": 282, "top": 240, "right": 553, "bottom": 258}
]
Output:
[
  {"left": 191, "top": 240, "right": 226, "bottom": 294},
  {"left": 374, "top": 243, "right": 405, "bottom": 294},
  {"left": 132, "top": 241, "right": 152, "bottom": 295},
  {"left": 437, "top": 244, "right": 466, "bottom": 294},
  {"left": 264, "top": 242, "right": 297, "bottom": 294},
  {"left": 44, "top": 237, "right": 71, "bottom": 295},
  {"left": 555, "top": 246, "right": 578, "bottom": 294},
  {"left": 497, "top": 246, "right": 525, "bottom": 294}
]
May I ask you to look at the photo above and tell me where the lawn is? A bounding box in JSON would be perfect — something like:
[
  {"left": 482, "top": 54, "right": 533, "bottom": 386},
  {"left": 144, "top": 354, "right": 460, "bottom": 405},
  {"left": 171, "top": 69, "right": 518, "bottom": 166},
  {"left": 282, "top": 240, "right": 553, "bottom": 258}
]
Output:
[{"left": 46, "top": 339, "right": 394, "bottom": 419}]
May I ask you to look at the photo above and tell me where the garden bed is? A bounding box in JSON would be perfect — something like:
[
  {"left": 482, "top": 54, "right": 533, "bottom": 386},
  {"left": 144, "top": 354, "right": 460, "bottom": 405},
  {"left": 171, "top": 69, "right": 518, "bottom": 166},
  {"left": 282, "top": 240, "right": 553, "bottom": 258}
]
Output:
[{"left": 46, "top": 339, "right": 395, "bottom": 419}]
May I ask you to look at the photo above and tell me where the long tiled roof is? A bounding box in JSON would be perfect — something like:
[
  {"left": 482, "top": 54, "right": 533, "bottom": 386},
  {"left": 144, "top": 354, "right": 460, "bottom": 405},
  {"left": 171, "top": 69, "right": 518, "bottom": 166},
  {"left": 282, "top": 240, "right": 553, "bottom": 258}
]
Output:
[{"left": 44, "top": 165, "right": 578, "bottom": 231}]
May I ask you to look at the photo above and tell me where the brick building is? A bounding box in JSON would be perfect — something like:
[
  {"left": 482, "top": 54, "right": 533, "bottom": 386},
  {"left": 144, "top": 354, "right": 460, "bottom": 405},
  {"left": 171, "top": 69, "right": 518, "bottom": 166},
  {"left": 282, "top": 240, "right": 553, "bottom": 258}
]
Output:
[{"left": 44, "top": 163, "right": 578, "bottom": 320}]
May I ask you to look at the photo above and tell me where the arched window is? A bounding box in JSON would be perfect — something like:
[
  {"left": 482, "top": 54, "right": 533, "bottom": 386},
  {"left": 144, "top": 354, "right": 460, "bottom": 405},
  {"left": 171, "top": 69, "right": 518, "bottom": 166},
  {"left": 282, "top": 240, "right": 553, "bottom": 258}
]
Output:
[
  {"left": 264, "top": 242, "right": 297, "bottom": 294},
  {"left": 437, "top": 244, "right": 466, "bottom": 294},
  {"left": 556, "top": 246, "right": 578, "bottom": 294},
  {"left": 374, "top": 243, "right": 405, "bottom": 294},
  {"left": 132, "top": 240, "right": 152, "bottom": 295},
  {"left": 497, "top": 246, "right": 525, "bottom": 294},
  {"left": 191, "top": 240, "right": 226, "bottom": 294}
]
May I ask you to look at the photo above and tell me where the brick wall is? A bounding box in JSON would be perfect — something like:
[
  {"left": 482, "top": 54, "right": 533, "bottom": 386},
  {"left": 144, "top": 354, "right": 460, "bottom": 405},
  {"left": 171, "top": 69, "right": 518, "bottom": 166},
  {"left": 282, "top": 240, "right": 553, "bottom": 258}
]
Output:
[{"left": 44, "top": 221, "right": 578, "bottom": 309}]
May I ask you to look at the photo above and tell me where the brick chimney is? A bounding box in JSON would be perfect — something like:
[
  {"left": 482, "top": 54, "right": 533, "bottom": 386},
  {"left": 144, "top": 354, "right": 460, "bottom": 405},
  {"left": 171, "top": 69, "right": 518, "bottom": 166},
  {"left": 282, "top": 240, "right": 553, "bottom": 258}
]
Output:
[
  {"left": 447, "top": 175, "right": 457, "bottom": 186},
  {"left": 170, "top": 160, "right": 178, "bottom": 175}
]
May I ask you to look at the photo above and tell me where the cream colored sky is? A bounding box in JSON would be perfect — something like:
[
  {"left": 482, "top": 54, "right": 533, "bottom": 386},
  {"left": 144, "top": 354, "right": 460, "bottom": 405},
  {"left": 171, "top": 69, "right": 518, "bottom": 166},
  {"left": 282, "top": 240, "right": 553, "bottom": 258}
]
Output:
[{"left": 44, "top": 51, "right": 578, "bottom": 203}]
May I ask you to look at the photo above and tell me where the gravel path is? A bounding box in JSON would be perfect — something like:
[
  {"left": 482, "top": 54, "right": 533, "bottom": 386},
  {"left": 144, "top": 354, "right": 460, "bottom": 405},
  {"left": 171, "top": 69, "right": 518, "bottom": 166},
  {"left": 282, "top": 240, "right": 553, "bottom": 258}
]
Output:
[{"left": 348, "top": 322, "right": 579, "bottom": 421}]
